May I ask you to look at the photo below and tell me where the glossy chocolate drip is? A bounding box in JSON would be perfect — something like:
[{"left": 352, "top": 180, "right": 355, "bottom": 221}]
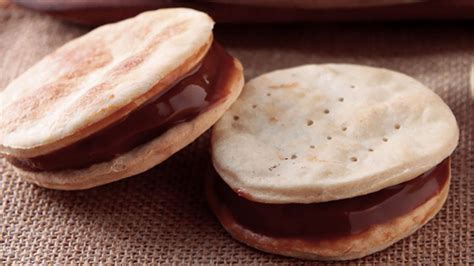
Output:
[
  {"left": 211, "top": 159, "right": 449, "bottom": 241},
  {"left": 9, "top": 42, "right": 235, "bottom": 171}
]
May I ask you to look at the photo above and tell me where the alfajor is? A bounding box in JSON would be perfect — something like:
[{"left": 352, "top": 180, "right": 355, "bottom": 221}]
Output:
[
  {"left": 0, "top": 8, "right": 244, "bottom": 189},
  {"left": 207, "top": 64, "right": 458, "bottom": 260}
]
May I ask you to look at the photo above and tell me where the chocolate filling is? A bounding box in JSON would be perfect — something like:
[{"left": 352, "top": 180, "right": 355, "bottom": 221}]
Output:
[
  {"left": 210, "top": 158, "right": 449, "bottom": 241},
  {"left": 9, "top": 42, "right": 235, "bottom": 171}
]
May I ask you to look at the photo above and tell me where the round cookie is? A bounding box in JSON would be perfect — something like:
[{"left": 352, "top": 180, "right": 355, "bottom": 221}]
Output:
[
  {"left": 209, "top": 64, "right": 458, "bottom": 260},
  {"left": 0, "top": 8, "right": 244, "bottom": 189},
  {"left": 1, "top": 8, "right": 215, "bottom": 157},
  {"left": 212, "top": 64, "right": 458, "bottom": 204},
  {"left": 15, "top": 58, "right": 243, "bottom": 190}
]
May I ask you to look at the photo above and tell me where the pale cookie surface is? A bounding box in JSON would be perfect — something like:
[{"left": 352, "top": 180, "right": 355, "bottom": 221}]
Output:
[
  {"left": 212, "top": 64, "right": 458, "bottom": 203},
  {"left": 0, "top": 8, "right": 213, "bottom": 156}
]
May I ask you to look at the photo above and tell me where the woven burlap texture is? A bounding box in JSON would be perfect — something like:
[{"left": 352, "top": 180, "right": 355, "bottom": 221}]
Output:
[{"left": 1, "top": 7, "right": 473, "bottom": 264}]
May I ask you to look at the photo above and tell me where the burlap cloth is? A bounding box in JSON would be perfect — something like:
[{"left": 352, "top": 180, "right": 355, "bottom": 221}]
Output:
[{"left": 1, "top": 6, "right": 473, "bottom": 264}]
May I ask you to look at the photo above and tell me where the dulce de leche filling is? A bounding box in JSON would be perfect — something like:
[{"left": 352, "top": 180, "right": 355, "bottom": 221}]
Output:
[
  {"left": 9, "top": 42, "right": 235, "bottom": 171},
  {"left": 210, "top": 158, "right": 450, "bottom": 241}
]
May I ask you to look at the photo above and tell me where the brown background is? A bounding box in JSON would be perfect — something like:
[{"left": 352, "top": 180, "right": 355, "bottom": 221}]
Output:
[{"left": 1, "top": 5, "right": 473, "bottom": 264}]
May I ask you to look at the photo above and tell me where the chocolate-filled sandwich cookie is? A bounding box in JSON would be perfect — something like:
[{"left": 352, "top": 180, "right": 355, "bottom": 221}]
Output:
[
  {"left": 0, "top": 8, "right": 244, "bottom": 189},
  {"left": 207, "top": 65, "right": 458, "bottom": 260}
]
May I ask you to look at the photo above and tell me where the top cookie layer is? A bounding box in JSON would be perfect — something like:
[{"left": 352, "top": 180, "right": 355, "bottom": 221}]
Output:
[
  {"left": 0, "top": 8, "right": 213, "bottom": 157},
  {"left": 212, "top": 64, "right": 458, "bottom": 203}
]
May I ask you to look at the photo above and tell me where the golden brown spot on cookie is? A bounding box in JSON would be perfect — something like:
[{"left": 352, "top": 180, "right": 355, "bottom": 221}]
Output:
[
  {"left": 3, "top": 80, "right": 80, "bottom": 130},
  {"left": 350, "top": 157, "right": 358, "bottom": 162},
  {"left": 269, "top": 82, "right": 299, "bottom": 89},
  {"left": 57, "top": 40, "right": 113, "bottom": 78},
  {"left": 264, "top": 104, "right": 278, "bottom": 121},
  {"left": 109, "top": 20, "right": 188, "bottom": 77},
  {"left": 1, "top": 40, "right": 114, "bottom": 131},
  {"left": 64, "top": 21, "right": 191, "bottom": 118},
  {"left": 269, "top": 116, "right": 278, "bottom": 123},
  {"left": 65, "top": 82, "right": 111, "bottom": 117},
  {"left": 109, "top": 55, "right": 145, "bottom": 77},
  {"left": 5, "top": 42, "right": 112, "bottom": 130},
  {"left": 233, "top": 115, "right": 240, "bottom": 121},
  {"left": 307, "top": 120, "right": 314, "bottom": 126},
  {"left": 394, "top": 124, "right": 401, "bottom": 129},
  {"left": 142, "top": 20, "right": 189, "bottom": 57}
]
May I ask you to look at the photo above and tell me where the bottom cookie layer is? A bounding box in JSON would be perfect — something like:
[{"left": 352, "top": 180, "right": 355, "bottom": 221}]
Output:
[{"left": 206, "top": 161, "right": 451, "bottom": 260}]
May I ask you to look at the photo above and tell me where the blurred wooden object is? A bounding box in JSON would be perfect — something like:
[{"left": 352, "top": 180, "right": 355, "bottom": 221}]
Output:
[
  {"left": 206, "top": 0, "right": 424, "bottom": 9},
  {"left": 0, "top": 0, "right": 11, "bottom": 8},
  {"left": 11, "top": 0, "right": 474, "bottom": 25}
]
